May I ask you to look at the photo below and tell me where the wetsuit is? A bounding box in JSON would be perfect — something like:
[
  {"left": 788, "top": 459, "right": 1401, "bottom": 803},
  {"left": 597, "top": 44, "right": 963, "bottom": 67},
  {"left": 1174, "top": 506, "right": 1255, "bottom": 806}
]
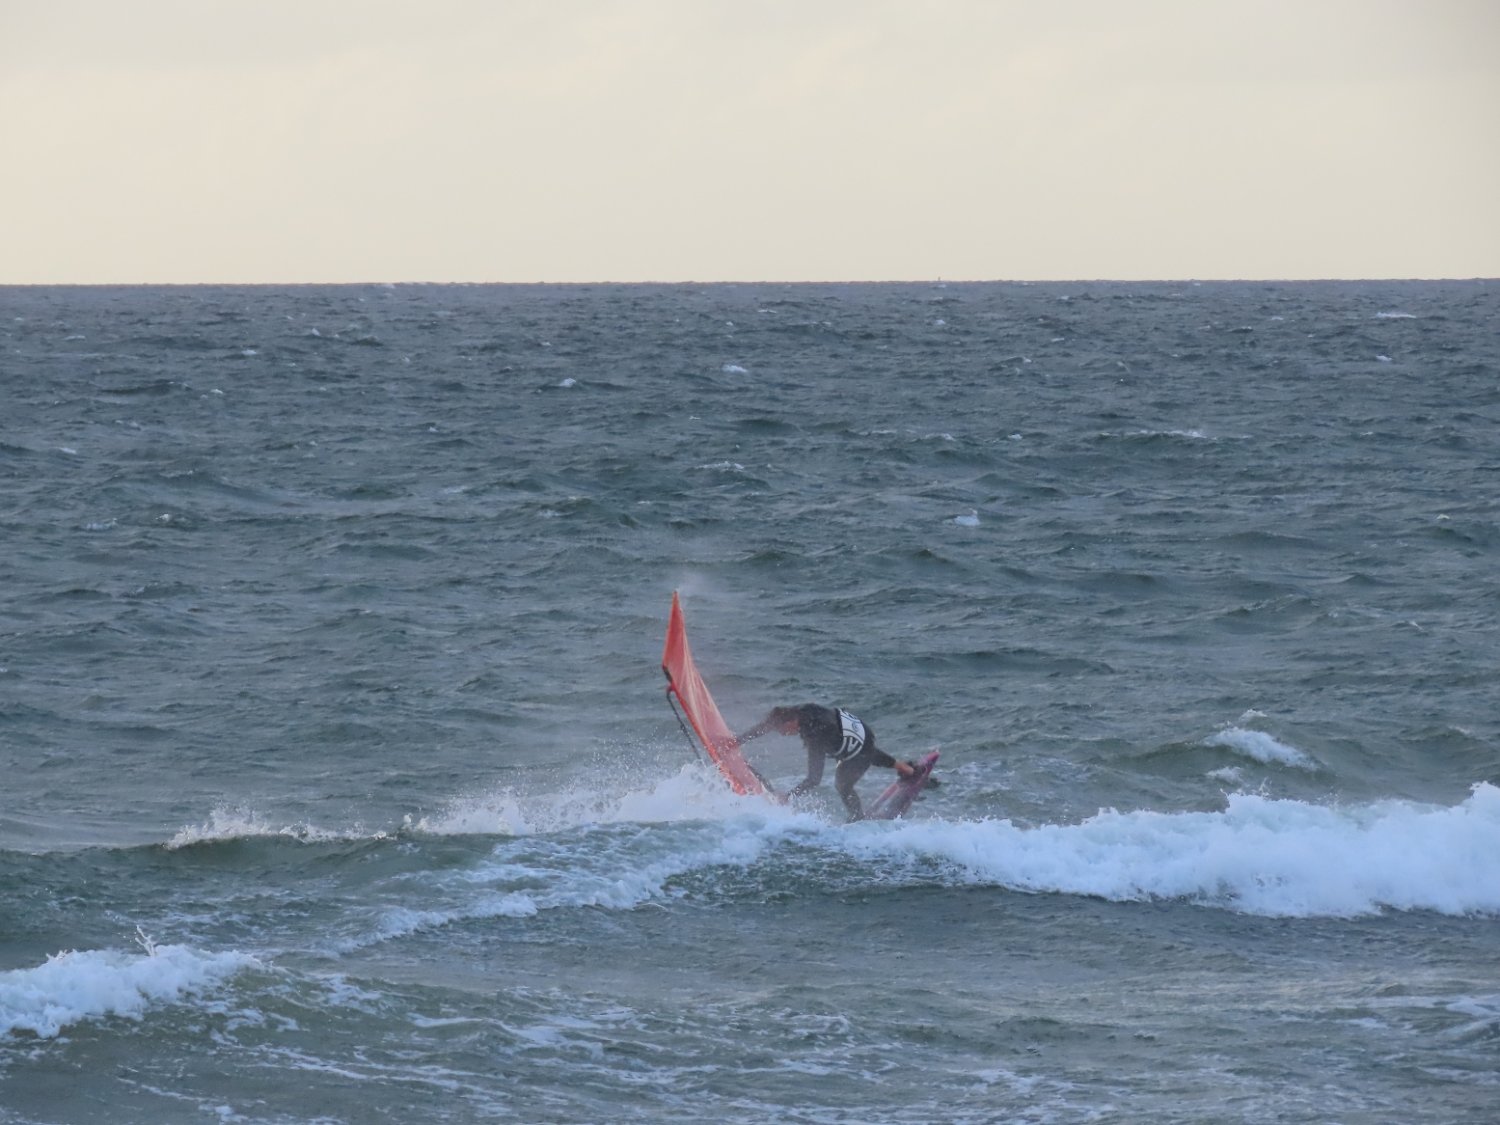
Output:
[{"left": 738, "top": 703, "right": 900, "bottom": 821}]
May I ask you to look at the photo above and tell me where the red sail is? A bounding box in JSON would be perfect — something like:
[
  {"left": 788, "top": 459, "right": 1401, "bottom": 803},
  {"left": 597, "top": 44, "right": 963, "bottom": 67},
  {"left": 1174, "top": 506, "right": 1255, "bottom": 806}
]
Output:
[{"left": 661, "top": 592, "right": 771, "bottom": 798}]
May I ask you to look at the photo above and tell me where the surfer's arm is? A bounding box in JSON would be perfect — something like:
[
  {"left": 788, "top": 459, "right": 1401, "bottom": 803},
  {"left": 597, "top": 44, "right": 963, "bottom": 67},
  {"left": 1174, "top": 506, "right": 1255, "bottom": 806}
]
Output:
[
  {"left": 788, "top": 748, "right": 825, "bottom": 796},
  {"left": 735, "top": 714, "right": 777, "bottom": 742},
  {"left": 863, "top": 740, "right": 909, "bottom": 775}
]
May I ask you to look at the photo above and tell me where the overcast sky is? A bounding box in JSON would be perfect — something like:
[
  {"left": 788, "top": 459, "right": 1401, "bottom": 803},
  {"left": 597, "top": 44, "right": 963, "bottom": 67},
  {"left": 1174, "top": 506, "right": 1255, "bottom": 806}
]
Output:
[{"left": 2, "top": 0, "right": 1496, "bottom": 283}]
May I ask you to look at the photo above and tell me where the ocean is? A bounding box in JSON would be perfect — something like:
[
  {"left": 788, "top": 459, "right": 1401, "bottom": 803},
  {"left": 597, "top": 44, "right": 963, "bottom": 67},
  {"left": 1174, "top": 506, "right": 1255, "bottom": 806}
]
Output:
[{"left": 1, "top": 280, "right": 1497, "bottom": 1124}]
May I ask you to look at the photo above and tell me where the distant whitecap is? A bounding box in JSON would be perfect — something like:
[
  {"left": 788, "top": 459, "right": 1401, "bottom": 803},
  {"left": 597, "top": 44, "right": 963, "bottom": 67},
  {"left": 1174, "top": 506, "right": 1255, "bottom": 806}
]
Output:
[
  {"left": 558, "top": 377, "right": 577, "bottom": 387},
  {"left": 722, "top": 364, "right": 748, "bottom": 374},
  {"left": 953, "top": 510, "right": 980, "bottom": 527},
  {"left": 1111, "top": 429, "right": 1212, "bottom": 441},
  {"left": 1204, "top": 727, "right": 1317, "bottom": 770}
]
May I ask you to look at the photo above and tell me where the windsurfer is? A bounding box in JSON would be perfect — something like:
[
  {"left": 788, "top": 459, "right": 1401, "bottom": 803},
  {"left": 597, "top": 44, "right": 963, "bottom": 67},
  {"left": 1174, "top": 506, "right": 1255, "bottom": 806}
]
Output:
[{"left": 736, "top": 703, "right": 916, "bottom": 821}]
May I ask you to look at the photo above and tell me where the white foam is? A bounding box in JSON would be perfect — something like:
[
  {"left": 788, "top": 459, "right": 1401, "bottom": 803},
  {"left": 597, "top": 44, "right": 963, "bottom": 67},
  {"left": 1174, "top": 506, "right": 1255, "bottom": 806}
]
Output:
[
  {"left": 1375, "top": 311, "right": 1417, "bottom": 319},
  {"left": 1204, "top": 726, "right": 1318, "bottom": 770},
  {"left": 350, "top": 773, "right": 804, "bottom": 949},
  {"left": 0, "top": 938, "right": 260, "bottom": 1038},
  {"left": 166, "top": 805, "right": 378, "bottom": 849},
  {"left": 407, "top": 793, "right": 526, "bottom": 836},
  {"left": 952, "top": 510, "right": 980, "bottom": 527},
  {"left": 1440, "top": 993, "right": 1500, "bottom": 1041},
  {"left": 411, "top": 763, "right": 768, "bottom": 838},
  {"left": 721, "top": 364, "right": 748, "bottom": 374},
  {"left": 843, "top": 784, "right": 1500, "bottom": 918}
]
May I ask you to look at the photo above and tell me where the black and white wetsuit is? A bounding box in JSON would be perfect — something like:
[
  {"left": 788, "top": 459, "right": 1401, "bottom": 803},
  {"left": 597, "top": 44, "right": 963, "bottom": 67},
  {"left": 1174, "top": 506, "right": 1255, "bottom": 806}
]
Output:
[{"left": 739, "top": 703, "right": 899, "bottom": 821}]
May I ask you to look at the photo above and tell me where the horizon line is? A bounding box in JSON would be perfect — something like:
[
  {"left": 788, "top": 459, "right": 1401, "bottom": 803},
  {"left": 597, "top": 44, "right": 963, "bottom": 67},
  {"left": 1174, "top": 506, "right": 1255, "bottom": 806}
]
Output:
[{"left": 3, "top": 276, "right": 1496, "bottom": 289}]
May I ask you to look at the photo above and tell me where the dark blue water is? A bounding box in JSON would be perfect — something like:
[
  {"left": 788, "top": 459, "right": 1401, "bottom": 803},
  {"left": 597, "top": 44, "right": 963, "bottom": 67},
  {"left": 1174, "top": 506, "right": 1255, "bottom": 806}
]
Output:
[{"left": 3, "top": 281, "right": 1498, "bottom": 1123}]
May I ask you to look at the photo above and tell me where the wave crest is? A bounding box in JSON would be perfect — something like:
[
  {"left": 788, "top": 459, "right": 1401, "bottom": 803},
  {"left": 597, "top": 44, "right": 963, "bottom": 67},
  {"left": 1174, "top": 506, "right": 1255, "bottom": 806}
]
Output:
[
  {"left": 853, "top": 783, "right": 1500, "bottom": 918},
  {"left": 1, "top": 937, "right": 260, "bottom": 1039}
]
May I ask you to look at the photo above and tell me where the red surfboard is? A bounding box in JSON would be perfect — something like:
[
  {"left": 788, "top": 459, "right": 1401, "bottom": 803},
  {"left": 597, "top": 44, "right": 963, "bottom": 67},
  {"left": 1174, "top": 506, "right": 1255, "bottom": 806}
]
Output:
[{"left": 866, "top": 749, "right": 940, "bottom": 820}]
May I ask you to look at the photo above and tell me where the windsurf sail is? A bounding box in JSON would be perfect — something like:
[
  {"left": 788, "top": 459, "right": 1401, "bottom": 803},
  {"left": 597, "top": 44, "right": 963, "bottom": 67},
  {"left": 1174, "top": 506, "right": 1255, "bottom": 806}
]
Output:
[{"left": 661, "top": 592, "right": 774, "bottom": 798}]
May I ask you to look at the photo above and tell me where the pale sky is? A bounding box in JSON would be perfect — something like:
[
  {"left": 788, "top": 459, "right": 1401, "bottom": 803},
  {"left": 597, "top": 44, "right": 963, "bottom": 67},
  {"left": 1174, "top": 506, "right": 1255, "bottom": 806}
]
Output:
[{"left": 2, "top": 0, "right": 1497, "bottom": 283}]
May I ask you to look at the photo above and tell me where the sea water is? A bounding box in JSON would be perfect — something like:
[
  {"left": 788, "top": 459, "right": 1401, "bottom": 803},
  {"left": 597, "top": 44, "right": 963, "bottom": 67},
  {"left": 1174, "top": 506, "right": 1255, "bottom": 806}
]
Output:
[{"left": 2, "top": 281, "right": 1497, "bottom": 1123}]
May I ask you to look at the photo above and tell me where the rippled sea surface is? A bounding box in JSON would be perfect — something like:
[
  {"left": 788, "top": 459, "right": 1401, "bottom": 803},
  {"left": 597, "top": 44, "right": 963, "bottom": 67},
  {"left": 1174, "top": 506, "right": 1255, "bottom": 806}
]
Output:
[{"left": 3, "top": 281, "right": 1498, "bottom": 1123}]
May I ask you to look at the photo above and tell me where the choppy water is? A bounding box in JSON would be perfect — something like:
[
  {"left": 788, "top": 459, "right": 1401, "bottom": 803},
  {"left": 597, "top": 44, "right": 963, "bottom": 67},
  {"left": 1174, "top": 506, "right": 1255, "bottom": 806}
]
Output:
[{"left": 2, "top": 281, "right": 1498, "bottom": 1124}]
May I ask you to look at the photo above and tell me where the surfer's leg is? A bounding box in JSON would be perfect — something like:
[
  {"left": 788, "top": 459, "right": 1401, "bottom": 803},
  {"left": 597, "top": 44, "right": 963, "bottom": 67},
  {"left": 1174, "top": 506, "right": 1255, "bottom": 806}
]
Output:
[{"left": 834, "top": 757, "right": 871, "bottom": 821}]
